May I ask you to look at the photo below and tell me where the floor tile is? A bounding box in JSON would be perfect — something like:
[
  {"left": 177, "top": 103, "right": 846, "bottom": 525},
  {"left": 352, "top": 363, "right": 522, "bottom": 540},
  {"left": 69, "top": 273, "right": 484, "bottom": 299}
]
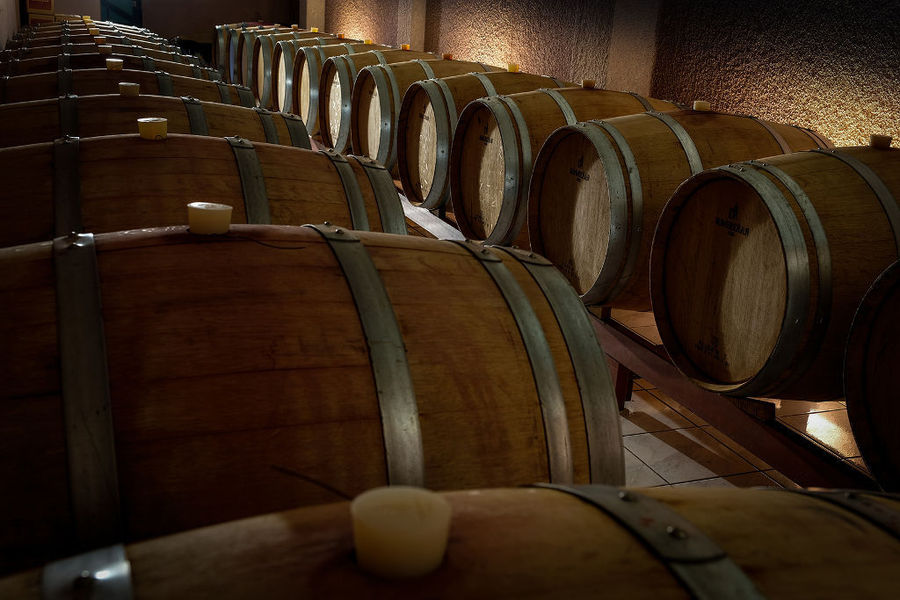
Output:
[
  {"left": 780, "top": 409, "right": 860, "bottom": 459},
  {"left": 774, "top": 399, "right": 847, "bottom": 417},
  {"left": 648, "top": 389, "right": 708, "bottom": 427},
  {"left": 624, "top": 448, "right": 667, "bottom": 487},
  {"left": 672, "top": 472, "right": 779, "bottom": 488},
  {"left": 701, "top": 425, "right": 773, "bottom": 470},
  {"left": 620, "top": 389, "right": 695, "bottom": 435},
  {"left": 623, "top": 428, "right": 755, "bottom": 484}
]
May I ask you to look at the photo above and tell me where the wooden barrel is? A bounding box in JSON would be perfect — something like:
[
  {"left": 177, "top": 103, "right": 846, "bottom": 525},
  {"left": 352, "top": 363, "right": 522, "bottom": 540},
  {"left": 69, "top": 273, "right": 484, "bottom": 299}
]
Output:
[
  {"left": 251, "top": 31, "right": 341, "bottom": 109},
  {"left": 845, "top": 259, "right": 900, "bottom": 491},
  {"left": 0, "top": 68, "right": 255, "bottom": 106},
  {"left": 214, "top": 22, "right": 261, "bottom": 70},
  {"left": 0, "top": 134, "right": 406, "bottom": 247},
  {"left": 0, "top": 226, "right": 621, "bottom": 573},
  {"left": 397, "top": 71, "right": 572, "bottom": 209},
  {"left": 530, "top": 109, "right": 828, "bottom": 310},
  {"left": 219, "top": 22, "right": 260, "bottom": 82},
  {"left": 287, "top": 42, "right": 390, "bottom": 133},
  {"left": 650, "top": 143, "right": 900, "bottom": 400},
  {"left": 4, "top": 32, "right": 166, "bottom": 51},
  {"left": 350, "top": 58, "right": 502, "bottom": 172},
  {"left": 235, "top": 26, "right": 295, "bottom": 86},
  {"left": 450, "top": 88, "right": 679, "bottom": 246},
  {"left": 318, "top": 49, "right": 436, "bottom": 152},
  {"left": 2, "top": 486, "right": 898, "bottom": 597},
  {"left": 0, "top": 42, "right": 196, "bottom": 65},
  {"left": 8, "top": 24, "right": 160, "bottom": 48},
  {"left": 273, "top": 38, "right": 371, "bottom": 113},
  {"left": 0, "top": 94, "right": 311, "bottom": 148},
  {"left": 0, "top": 52, "right": 218, "bottom": 80}
]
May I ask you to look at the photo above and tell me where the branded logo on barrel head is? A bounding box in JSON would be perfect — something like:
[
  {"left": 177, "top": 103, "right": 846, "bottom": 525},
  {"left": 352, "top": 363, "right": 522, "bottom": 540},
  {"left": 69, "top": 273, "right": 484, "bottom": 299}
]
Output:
[
  {"left": 479, "top": 124, "right": 492, "bottom": 144},
  {"left": 695, "top": 335, "right": 729, "bottom": 366},
  {"left": 715, "top": 205, "right": 750, "bottom": 237},
  {"left": 569, "top": 156, "right": 590, "bottom": 182}
]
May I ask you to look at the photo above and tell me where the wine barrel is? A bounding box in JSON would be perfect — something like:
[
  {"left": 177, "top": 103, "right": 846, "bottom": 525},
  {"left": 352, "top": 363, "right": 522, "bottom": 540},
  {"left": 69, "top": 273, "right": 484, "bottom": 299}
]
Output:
[
  {"left": 845, "top": 259, "right": 900, "bottom": 491},
  {"left": 0, "top": 52, "right": 218, "bottom": 80},
  {"left": 8, "top": 24, "right": 160, "bottom": 49},
  {"left": 286, "top": 42, "right": 391, "bottom": 132},
  {"left": 0, "top": 42, "right": 195, "bottom": 65},
  {"left": 530, "top": 108, "right": 829, "bottom": 310},
  {"left": 398, "top": 71, "right": 572, "bottom": 209},
  {"left": 4, "top": 32, "right": 166, "bottom": 51},
  {"left": 251, "top": 31, "right": 342, "bottom": 109},
  {"left": 0, "top": 93, "right": 311, "bottom": 148},
  {"left": 351, "top": 58, "right": 502, "bottom": 171},
  {"left": 235, "top": 26, "right": 295, "bottom": 86},
  {"left": 0, "top": 226, "right": 621, "bottom": 573},
  {"left": 450, "top": 88, "right": 679, "bottom": 247},
  {"left": 219, "top": 22, "right": 262, "bottom": 82},
  {"left": 0, "top": 134, "right": 406, "bottom": 247},
  {"left": 214, "top": 22, "right": 261, "bottom": 70},
  {"left": 2, "top": 486, "right": 898, "bottom": 597},
  {"left": 650, "top": 142, "right": 900, "bottom": 400},
  {"left": 318, "top": 48, "right": 436, "bottom": 152},
  {"left": 0, "top": 68, "right": 255, "bottom": 106}
]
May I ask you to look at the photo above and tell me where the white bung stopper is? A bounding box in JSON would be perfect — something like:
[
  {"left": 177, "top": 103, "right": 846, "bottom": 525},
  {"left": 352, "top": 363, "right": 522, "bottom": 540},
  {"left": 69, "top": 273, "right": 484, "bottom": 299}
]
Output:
[{"left": 188, "top": 202, "right": 233, "bottom": 234}]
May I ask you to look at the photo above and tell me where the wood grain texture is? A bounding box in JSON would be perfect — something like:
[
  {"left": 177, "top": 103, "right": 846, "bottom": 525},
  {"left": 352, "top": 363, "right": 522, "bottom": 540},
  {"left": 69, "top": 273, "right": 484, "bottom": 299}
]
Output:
[
  {"left": 0, "top": 94, "right": 307, "bottom": 148},
  {"left": 451, "top": 88, "right": 678, "bottom": 245},
  {"left": 0, "top": 134, "right": 397, "bottom": 247},
  {"left": 0, "top": 52, "right": 216, "bottom": 80},
  {"left": 398, "top": 71, "right": 573, "bottom": 207},
  {"left": 0, "top": 68, "right": 249, "bottom": 105},
  {"left": 529, "top": 110, "right": 826, "bottom": 310},
  {"left": 651, "top": 146, "right": 900, "bottom": 399},
  {"left": 0, "top": 226, "right": 613, "bottom": 573},
  {"left": 3, "top": 487, "right": 899, "bottom": 598},
  {"left": 251, "top": 31, "right": 341, "bottom": 109},
  {"left": 0, "top": 42, "right": 198, "bottom": 65}
]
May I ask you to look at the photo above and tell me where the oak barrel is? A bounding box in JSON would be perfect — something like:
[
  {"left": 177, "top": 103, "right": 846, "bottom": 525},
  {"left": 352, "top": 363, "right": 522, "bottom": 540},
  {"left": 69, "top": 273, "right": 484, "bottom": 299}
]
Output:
[
  {"left": 251, "top": 30, "right": 342, "bottom": 109},
  {"left": 8, "top": 24, "right": 160, "bottom": 49},
  {"left": 529, "top": 109, "right": 828, "bottom": 309},
  {"left": 0, "top": 52, "right": 220, "bottom": 80},
  {"left": 398, "top": 71, "right": 572, "bottom": 210},
  {"left": 0, "top": 134, "right": 406, "bottom": 247},
  {"left": 845, "top": 259, "right": 900, "bottom": 491},
  {"left": 234, "top": 26, "right": 295, "bottom": 86},
  {"left": 215, "top": 22, "right": 261, "bottom": 70},
  {"left": 0, "top": 93, "right": 311, "bottom": 148},
  {"left": 0, "top": 42, "right": 202, "bottom": 69},
  {"left": 0, "top": 226, "right": 621, "bottom": 572},
  {"left": 350, "top": 58, "right": 501, "bottom": 171},
  {"left": 0, "top": 67, "right": 255, "bottom": 105},
  {"left": 318, "top": 48, "right": 436, "bottom": 152},
  {"left": 2, "top": 486, "right": 898, "bottom": 597},
  {"left": 3, "top": 32, "right": 166, "bottom": 51},
  {"left": 650, "top": 144, "right": 900, "bottom": 399},
  {"left": 449, "top": 88, "right": 678, "bottom": 246},
  {"left": 286, "top": 41, "right": 390, "bottom": 132}
]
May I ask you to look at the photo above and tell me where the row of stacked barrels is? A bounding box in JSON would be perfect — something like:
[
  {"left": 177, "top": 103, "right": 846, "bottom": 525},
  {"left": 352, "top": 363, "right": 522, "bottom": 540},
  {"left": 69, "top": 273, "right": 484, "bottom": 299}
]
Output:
[
  {"left": 233, "top": 20, "right": 900, "bottom": 490},
  {"left": 0, "top": 15, "right": 897, "bottom": 598},
  {"left": 0, "top": 14, "right": 627, "bottom": 586}
]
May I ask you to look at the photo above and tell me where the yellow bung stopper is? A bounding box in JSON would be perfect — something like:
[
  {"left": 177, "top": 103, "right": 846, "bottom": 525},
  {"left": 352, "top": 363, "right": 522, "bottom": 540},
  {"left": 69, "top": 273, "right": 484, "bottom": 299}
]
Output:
[
  {"left": 692, "top": 100, "right": 711, "bottom": 111},
  {"left": 401, "top": 43, "right": 411, "bottom": 50},
  {"left": 138, "top": 117, "right": 167, "bottom": 140},
  {"left": 105, "top": 58, "right": 124, "bottom": 71},
  {"left": 507, "top": 63, "right": 519, "bottom": 72},
  {"left": 310, "top": 26, "right": 318, "bottom": 32},
  {"left": 351, "top": 486, "right": 452, "bottom": 579},
  {"left": 582, "top": 79, "right": 596, "bottom": 89},
  {"left": 97, "top": 44, "right": 112, "bottom": 55},
  {"left": 119, "top": 81, "right": 140, "bottom": 96},
  {"left": 870, "top": 134, "right": 893, "bottom": 149},
  {"left": 89, "top": 27, "right": 100, "bottom": 35},
  {"left": 82, "top": 15, "right": 92, "bottom": 21},
  {"left": 364, "top": 39, "right": 373, "bottom": 44},
  {"left": 291, "top": 24, "right": 299, "bottom": 29},
  {"left": 442, "top": 52, "right": 453, "bottom": 60},
  {"left": 188, "top": 202, "right": 233, "bottom": 235},
  {"left": 337, "top": 33, "right": 345, "bottom": 39}
]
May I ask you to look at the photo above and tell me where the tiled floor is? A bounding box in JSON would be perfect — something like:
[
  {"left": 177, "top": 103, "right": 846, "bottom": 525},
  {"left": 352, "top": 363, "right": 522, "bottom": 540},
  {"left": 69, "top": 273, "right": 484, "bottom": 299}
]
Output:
[
  {"left": 614, "top": 309, "right": 869, "bottom": 489},
  {"left": 622, "top": 378, "right": 801, "bottom": 488}
]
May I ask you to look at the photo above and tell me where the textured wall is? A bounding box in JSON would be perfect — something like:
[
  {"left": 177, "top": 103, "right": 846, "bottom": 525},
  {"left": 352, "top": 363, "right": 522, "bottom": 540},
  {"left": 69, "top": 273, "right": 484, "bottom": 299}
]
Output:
[
  {"left": 651, "top": 0, "right": 900, "bottom": 146},
  {"left": 0, "top": 0, "right": 17, "bottom": 50},
  {"left": 143, "top": 0, "right": 295, "bottom": 42},
  {"left": 424, "top": 0, "right": 615, "bottom": 83},
  {"left": 326, "top": 0, "right": 399, "bottom": 45}
]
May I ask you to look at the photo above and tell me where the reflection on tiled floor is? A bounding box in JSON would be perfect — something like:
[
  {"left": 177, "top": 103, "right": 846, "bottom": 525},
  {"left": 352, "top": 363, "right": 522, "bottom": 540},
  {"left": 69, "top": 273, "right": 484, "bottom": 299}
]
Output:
[{"left": 623, "top": 378, "right": 798, "bottom": 488}]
